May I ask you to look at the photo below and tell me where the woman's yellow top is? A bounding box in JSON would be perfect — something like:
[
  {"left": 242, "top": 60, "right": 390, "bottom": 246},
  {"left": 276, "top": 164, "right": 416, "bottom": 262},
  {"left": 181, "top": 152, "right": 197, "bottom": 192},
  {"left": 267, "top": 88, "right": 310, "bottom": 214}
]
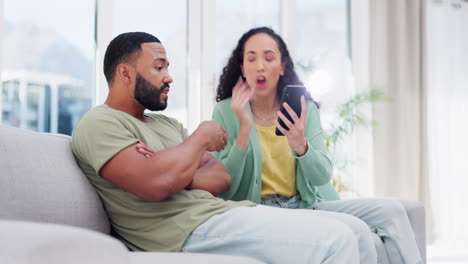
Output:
[{"left": 255, "top": 124, "right": 297, "bottom": 197}]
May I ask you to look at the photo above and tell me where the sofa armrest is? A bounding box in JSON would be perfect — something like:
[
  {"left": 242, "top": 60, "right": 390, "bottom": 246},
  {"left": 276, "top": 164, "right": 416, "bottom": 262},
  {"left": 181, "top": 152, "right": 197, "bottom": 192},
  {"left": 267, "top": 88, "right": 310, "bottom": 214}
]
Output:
[{"left": 399, "top": 199, "right": 426, "bottom": 264}]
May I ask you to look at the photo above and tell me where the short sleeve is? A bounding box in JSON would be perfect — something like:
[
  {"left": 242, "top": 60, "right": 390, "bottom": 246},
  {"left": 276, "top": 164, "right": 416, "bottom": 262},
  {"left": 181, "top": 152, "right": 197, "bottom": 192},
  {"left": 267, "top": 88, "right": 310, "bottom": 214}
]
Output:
[
  {"left": 180, "top": 123, "right": 189, "bottom": 140},
  {"left": 72, "top": 111, "right": 139, "bottom": 174}
]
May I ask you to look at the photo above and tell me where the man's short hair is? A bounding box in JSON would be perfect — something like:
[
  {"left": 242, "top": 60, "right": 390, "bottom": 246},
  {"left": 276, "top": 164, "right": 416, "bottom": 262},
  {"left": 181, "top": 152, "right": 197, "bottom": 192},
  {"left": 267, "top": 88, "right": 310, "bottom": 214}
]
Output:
[{"left": 103, "top": 32, "right": 161, "bottom": 84}]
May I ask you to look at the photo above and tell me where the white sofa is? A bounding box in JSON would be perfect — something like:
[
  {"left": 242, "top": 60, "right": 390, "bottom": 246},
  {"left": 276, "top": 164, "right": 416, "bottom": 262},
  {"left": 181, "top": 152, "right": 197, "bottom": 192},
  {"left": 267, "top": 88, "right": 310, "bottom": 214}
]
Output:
[
  {"left": 0, "top": 125, "right": 262, "bottom": 264},
  {"left": 0, "top": 125, "right": 426, "bottom": 263}
]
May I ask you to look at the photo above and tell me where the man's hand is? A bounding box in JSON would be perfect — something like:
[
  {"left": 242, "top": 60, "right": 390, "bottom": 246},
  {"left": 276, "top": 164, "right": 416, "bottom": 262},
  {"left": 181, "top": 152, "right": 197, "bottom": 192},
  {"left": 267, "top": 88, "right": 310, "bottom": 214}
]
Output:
[
  {"left": 193, "top": 121, "right": 229, "bottom": 152},
  {"left": 135, "top": 142, "right": 155, "bottom": 158}
]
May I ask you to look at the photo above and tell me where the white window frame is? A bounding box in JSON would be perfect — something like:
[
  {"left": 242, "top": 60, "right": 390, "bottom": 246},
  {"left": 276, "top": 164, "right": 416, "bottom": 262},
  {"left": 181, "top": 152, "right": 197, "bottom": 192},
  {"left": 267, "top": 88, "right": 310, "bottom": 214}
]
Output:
[
  {"left": 186, "top": 0, "right": 202, "bottom": 131},
  {"left": 95, "top": 0, "right": 112, "bottom": 107},
  {"left": 280, "top": 0, "right": 297, "bottom": 58},
  {"left": 0, "top": 0, "right": 4, "bottom": 124},
  {"left": 196, "top": 0, "right": 216, "bottom": 125},
  {"left": 350, "top": 0, "right": 375, "bottom": 197}
]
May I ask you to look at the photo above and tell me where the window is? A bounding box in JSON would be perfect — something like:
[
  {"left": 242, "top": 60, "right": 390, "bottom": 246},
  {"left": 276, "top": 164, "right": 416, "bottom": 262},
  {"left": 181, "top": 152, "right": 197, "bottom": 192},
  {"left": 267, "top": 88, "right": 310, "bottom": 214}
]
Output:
[
  {"left": 1, "top": 0, "right": 95, "bottom": 135},
  {"left": 296, "top": 0, "right": 354, "bottom": 194},
  {"left": 1, "top": 1, "right": 354, "bottom": 155},
  {"left": 215, "top": 0, "right": 280, "bottom": 78},
  {"left": 112, "top": 0, "right": 188, "bottom": 126}
]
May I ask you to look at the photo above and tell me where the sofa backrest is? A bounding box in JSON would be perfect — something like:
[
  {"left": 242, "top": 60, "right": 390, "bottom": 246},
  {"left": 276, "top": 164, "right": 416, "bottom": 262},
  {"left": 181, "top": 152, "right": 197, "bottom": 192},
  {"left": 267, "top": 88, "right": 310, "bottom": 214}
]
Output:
[{"left": 0, "top": 125, "right": 110, "bottom": 233}]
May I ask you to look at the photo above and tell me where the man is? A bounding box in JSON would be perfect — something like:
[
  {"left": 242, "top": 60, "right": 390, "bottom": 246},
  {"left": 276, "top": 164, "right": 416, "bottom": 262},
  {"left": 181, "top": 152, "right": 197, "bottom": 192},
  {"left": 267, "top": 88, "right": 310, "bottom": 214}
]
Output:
[{"left": 71, "top": 32, "right": 359, "bottom": 263}]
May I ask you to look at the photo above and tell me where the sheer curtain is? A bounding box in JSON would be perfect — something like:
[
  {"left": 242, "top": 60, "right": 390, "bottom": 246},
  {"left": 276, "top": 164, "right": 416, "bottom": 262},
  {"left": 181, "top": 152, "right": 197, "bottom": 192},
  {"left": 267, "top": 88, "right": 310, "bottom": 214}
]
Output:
[
  {"left": 369, "top": 0, "right": 428, "bottom": 201},
  {"left": 366, "top": 0, "right": 435, "bottom": 241},
  {"left": 367, "top": 0, "right": 468, "bottom": 249},
  {"left": 425, "top": 0, "right": 468, "bottom": 243}
]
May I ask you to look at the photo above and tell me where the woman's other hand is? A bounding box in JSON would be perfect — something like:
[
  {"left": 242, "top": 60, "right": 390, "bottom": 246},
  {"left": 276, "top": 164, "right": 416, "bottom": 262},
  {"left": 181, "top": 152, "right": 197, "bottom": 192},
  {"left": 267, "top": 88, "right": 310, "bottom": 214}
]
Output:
[
  {"left": 231, "top": 76, "right": 254, "bottom": 125},
  {"left": 231, "top": 76, "right": 254, "bottom": 149}
]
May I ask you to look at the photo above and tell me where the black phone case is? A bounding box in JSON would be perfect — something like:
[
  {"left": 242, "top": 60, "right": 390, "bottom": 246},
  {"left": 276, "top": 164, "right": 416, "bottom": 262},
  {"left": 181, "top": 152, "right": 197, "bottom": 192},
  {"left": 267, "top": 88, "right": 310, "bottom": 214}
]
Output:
[{"left": 275, "top": 85, "right": 306, "bottom": 136}]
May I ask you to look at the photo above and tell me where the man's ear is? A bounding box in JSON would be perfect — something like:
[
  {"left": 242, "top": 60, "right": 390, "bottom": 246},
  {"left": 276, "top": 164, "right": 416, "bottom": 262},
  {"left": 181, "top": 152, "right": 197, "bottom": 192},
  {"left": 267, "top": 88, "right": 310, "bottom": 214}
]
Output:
[{"left": 116, "top": 63, "right": 133, "bottom": 83}]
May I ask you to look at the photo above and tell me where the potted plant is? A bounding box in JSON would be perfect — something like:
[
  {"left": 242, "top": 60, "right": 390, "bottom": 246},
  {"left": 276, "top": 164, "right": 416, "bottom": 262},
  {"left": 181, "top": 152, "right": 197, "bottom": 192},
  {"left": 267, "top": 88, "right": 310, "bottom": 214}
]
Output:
[{"left": 322, "top": 88, "right": 391, "bottom": 195}]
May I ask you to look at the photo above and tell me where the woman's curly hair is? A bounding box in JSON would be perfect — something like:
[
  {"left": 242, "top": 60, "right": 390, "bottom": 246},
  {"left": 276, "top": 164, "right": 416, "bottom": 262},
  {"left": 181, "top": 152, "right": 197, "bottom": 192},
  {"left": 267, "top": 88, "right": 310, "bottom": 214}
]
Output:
[{"left": 216, "top": 27, "right": 313, "bottom": 103}]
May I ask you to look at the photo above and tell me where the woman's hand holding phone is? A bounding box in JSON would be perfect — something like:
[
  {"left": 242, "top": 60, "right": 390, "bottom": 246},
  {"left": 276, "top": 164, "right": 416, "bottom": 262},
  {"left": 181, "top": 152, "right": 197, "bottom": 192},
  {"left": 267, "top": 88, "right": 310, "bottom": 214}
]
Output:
[
  {"left": 275, "top": 95, "right": 308, "bottom": 156},
  {"left": 231, "top": 76, "right": 254, "bottom": 149}
]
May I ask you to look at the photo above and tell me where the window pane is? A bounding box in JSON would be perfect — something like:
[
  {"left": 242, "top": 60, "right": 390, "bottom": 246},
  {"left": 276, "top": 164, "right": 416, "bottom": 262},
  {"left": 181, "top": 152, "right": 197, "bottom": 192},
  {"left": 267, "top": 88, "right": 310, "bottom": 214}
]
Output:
[
  {"left": 113, "top": 0, "right": 188, "bottom": 126},
  {"left": 216, "top": 0, "right": 280, "bottom": 76},
  {"left": 296, "top": 0, "right": 353, "bottom": 193},
  {"left": 1, "top": 0, "right": 95, "bottom": 135},
  {"left": 297, "top": 0, "right": 351, "bottom": 108}
]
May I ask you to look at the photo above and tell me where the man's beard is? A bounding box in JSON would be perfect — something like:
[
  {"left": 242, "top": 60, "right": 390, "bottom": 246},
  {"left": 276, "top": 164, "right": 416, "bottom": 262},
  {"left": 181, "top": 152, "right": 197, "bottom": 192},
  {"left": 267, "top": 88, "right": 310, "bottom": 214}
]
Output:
[{"left": 134, "top": 73, "right": 169, "bottom": 111}]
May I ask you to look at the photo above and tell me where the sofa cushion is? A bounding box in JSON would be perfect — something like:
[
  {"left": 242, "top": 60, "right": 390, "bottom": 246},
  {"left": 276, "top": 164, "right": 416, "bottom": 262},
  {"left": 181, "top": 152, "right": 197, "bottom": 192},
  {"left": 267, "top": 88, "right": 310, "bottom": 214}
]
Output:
[{"left": 0, "top": 125, "right": 110, "bottom": 233}]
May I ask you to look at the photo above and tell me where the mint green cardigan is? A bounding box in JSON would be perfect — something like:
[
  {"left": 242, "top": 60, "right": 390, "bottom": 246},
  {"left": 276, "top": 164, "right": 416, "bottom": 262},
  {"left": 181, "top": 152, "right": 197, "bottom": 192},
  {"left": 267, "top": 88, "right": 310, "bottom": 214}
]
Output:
[{"left": 212, "top": 98, "right": 339, "bottom": 209}]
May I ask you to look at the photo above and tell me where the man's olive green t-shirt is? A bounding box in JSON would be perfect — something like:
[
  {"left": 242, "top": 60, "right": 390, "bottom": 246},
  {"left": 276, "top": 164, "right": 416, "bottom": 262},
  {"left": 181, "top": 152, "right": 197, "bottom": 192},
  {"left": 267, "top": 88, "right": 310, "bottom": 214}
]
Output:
[{"left": 71, "top": 105, "right": 254, "bottom": 252}]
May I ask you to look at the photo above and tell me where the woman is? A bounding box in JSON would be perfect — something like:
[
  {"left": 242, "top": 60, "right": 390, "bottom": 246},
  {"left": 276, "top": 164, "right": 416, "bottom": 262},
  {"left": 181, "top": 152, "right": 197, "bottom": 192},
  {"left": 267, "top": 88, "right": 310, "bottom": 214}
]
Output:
[{"left": 212, "top": 26, "right": 422, "bottom": 264}]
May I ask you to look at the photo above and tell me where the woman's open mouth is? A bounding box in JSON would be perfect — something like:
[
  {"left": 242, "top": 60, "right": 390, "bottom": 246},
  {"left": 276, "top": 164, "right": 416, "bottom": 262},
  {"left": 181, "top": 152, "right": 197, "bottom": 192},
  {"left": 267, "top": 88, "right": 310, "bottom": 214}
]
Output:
[{"left": 256, "top": 76, "right": 266, "bottom": 88}]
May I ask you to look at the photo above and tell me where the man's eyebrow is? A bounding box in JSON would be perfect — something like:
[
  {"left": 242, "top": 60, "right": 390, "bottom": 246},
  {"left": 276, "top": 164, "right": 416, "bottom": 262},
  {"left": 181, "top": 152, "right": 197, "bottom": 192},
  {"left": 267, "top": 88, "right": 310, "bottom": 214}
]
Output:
[{"left": 153, "top": 58, "right": 167, "bottom": 64}]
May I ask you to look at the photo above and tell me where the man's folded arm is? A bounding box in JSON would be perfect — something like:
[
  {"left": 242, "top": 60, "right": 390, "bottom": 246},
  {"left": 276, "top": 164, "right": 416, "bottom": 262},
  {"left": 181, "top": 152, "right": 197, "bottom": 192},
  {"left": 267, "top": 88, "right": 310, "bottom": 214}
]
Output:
[
  {"left": 100, "top": 135, "right": 207, "bottom": 202},
  {"left": 186, "top": 152, "right": 231, "bottom": 196}
]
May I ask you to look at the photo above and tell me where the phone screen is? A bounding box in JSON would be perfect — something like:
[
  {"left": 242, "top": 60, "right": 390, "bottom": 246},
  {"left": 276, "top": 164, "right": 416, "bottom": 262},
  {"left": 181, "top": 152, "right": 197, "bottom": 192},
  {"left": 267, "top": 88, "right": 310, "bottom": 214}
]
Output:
[{"left": 275, "top": 85, "right": 306, "bottom": 136}]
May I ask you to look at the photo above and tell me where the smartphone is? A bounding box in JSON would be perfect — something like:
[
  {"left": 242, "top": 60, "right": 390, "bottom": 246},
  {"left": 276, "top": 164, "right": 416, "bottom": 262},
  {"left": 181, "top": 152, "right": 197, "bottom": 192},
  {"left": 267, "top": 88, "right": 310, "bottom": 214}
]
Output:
[{"left": 275, "top": 85, "right": 307, "bottom": 136}]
